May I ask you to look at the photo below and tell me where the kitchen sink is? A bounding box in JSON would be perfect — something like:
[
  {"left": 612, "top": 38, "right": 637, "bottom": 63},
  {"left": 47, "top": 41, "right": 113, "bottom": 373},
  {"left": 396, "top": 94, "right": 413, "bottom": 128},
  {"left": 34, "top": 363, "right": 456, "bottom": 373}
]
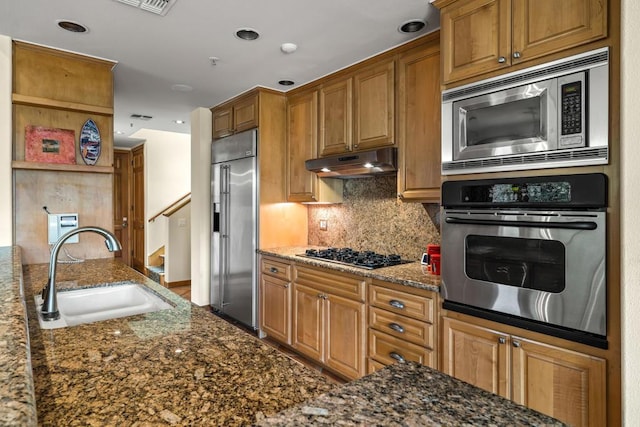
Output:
[{"left": 34, "top": 282, "right": 173, "bottom": 329}]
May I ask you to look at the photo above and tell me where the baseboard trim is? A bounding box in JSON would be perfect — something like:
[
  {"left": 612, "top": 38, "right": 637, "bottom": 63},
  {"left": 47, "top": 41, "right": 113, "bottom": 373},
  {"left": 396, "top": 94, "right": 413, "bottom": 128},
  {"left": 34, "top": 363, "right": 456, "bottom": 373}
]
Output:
[{"left": 166, "top": 280, "right": 191, "bottom": 288}]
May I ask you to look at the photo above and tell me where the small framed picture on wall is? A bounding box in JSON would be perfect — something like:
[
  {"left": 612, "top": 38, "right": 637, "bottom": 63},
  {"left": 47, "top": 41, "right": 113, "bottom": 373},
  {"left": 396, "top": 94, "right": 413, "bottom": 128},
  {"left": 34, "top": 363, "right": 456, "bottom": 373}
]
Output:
[{"left": 24, "top": 125, "right": 76, "bottom": 165}]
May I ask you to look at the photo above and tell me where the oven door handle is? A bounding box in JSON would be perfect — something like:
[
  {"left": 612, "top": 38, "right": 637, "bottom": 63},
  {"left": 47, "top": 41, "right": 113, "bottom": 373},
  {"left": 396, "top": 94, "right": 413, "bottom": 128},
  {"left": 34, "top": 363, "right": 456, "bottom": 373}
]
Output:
[{"left": 445, "top": 216, "right": 598, "bottom": 230}]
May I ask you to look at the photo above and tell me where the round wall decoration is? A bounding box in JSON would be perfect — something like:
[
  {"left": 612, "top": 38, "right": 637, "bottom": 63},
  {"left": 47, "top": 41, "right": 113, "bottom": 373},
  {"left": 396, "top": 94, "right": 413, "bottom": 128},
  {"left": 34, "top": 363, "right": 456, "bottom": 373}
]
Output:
[{"left": 80, "top": 119, "right": 101, "bottom": 165}]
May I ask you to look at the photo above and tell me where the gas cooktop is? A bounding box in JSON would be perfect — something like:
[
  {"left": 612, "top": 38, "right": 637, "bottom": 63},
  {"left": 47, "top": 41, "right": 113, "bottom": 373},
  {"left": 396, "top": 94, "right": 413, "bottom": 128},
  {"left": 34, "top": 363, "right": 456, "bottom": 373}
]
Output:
[{"left": 299, "top": 248, "right": 413, "bottom": 270}]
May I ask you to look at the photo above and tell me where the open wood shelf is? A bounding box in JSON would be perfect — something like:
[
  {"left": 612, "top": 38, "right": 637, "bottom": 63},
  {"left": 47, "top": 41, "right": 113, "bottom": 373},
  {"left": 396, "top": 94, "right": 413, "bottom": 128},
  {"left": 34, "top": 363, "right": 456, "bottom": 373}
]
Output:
[
  {"left": 12, "top": 94, "right": 114, "bottom": 115},
  {"left": 12, "top": 161, "right": 113, "bottom": 174}
]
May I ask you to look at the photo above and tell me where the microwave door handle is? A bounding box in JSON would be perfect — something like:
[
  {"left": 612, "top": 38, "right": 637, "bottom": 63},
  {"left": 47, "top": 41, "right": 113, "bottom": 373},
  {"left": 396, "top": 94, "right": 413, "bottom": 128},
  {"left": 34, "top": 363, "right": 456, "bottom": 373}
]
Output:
[{"left": 445, "top": 216, "right": 598, "bottom": 230}]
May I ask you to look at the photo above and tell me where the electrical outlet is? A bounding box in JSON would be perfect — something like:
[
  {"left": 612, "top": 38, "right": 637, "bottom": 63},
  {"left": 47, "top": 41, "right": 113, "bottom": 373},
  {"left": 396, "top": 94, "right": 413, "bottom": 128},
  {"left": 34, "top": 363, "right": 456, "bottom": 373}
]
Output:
[{"left": 319, "top": 220, "right": 328, "bottom": 231}]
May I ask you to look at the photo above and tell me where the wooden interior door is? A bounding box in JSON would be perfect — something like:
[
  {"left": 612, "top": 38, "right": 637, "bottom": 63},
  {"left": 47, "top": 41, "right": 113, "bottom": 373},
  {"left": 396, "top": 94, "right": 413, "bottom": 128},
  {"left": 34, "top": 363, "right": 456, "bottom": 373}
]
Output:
[
  {"left": 131, "top": 145, "right": 145, "bottom": 273},
  {"left": 113, "top": 149, "right": 131, "bottom": 265}
]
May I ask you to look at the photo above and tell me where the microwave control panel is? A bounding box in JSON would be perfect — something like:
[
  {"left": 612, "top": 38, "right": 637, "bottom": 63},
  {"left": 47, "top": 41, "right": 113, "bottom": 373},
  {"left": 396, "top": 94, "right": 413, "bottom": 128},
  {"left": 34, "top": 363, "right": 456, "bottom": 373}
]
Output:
[{"left": 558, "top": 73, "right": 586, "bottom": 148}]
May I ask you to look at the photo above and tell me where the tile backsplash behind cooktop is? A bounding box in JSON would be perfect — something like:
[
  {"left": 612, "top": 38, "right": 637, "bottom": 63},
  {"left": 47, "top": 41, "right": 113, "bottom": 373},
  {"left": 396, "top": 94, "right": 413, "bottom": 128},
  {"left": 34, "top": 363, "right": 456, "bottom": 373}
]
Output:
[{"left": 307, "top": 175, "right": 440, "bottom": 262}]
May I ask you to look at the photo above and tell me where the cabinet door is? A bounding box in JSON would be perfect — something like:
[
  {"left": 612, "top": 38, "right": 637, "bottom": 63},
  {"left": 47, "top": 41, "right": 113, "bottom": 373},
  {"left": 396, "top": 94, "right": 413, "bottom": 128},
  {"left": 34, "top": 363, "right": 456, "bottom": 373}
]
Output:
[
  {"left": 286, "top": 91, "right": 318, "bottom": 202},
  {"left": 319, "top": 78, "right": 353, "bottom": 156},
  {"left": 234, "top": 93, "right": 259, "bottom": 133},
  {"left": 442, "top": 317, "right": 510, "bottom": 398},
  {"left": 292, "top": 283, "right": 324, "bottom": 361},
  {"left": 440, "top": 0, "right": 511, "bottom": 83},
  {"left": 511, "top": 337, "right": 606, "bottom": 427},
  {"left": 511, "top": 0, "right": 607, "bottom": 65},
  {"left": 397, "top": 41, "right": 442, "bottom": 202},
  {"left": 259, "top": 274, "right": 291, "bottom": 344},
  {"left": 324, "top": 293, "right": 366, "bottom": 379},
  {"left": 353, "top": 60, "right": 395, "bottom": 150},
  {"left": 212, "top": 106, "right": 233, "bottom": 139}
]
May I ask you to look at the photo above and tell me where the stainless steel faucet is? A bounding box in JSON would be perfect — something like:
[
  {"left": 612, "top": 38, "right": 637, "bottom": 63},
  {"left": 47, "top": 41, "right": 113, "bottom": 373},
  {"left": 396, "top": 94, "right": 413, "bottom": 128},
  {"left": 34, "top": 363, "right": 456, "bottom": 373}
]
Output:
[{"left": 41, "top": 226, "right": 122, "bottom": 321}]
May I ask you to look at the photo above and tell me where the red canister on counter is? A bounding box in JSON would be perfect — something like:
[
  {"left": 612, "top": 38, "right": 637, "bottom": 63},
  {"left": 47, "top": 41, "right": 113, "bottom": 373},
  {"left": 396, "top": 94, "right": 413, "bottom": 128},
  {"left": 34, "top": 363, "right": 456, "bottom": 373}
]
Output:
[
  {"left": 426, "top": 244, "right": 440, "bottom": 264},
  {"left": 431, "top": 253, "right": 441, "bottom": 276}
]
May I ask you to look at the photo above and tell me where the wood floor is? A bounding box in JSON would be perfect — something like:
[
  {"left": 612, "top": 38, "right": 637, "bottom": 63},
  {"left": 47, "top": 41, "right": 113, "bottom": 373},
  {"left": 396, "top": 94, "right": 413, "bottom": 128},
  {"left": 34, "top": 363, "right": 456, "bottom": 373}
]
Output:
[{"left": 168, "top": 285, "right": 346, "bottom": 385}]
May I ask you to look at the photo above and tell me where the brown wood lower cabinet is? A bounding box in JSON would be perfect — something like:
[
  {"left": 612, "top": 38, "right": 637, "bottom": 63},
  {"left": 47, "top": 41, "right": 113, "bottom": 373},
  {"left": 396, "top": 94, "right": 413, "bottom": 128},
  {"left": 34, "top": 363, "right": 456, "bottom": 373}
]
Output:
[
  {"left": 292, "top": 264, "right": 367, "bottom": 380},
  {"left": 259, "top": 257, "right": 293, "bottom": 345},
  {"left": 367, "top": 280, "right": 438, "bottom": 372},
  {"left": 442, "top": 316, "right": 606, "bottom": 427}
]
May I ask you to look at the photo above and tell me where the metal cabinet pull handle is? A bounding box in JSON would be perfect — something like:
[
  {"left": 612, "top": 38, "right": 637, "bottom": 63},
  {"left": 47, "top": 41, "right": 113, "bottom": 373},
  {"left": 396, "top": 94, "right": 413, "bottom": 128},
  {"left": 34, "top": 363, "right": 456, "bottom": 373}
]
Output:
[
  {"left": 513, "top": 51, "right": 521, "bottom": 59},
  {"left": 388, "top": 323, "right": 405, "bottom": 333},
  {"left": 389, "top": 299, "right": 405, "bottom": 309},
  {"left": 498, "top": 337, "right": 506, "bottom": 344},
  {"left": 512, "top": 340, "right": 521, "bottom": 348},
  {"left": 498, "top": 56, "right": 506, "bottom": 63},
  {"left": 317, "top": 293, "right": 324, "bottom": 299},
  {"left": 270, "top": 267, "right": 278, "bottom": 273},
  {"left": 284, "top": 284, "right": 289, "bottom": 289},
  {"left": 389, "top": 352, "right": 406, "bottom": 363}
]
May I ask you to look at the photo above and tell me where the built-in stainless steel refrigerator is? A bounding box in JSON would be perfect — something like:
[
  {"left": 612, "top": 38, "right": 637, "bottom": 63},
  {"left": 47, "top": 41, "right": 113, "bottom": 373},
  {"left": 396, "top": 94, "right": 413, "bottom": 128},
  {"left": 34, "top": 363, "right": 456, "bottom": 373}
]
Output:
[{"left": 211, "top": 129, "right": 258, "bottom": 329}]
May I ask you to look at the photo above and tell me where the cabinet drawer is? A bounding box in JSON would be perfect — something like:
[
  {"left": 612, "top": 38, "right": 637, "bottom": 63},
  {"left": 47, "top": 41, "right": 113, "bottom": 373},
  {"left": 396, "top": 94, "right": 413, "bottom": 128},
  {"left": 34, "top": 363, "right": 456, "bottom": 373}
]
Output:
[
  {"left": 367, "top": 358, "right": 387, "bottom": 375},
  {"left": 368, "top": 329, "right": 434, "bottom": 368},
  {"left": 369, "top": 306, "right": 434, "bottom": 348},
  {"left": 369, "top": 284, "right": 434, "bottom": 322},
  {"left": 261, "top": 257, "right": 292, "bottom": 281},
  {"left": 295, "top": 264, "right": 366, "bottom": 302}
]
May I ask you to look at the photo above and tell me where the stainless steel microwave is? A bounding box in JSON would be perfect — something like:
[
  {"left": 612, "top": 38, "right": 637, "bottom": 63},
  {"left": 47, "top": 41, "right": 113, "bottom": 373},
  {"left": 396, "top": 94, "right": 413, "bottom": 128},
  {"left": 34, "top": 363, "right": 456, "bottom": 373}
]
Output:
[{"left": 441, "top": 47, "right": 609, "bottom": 175}]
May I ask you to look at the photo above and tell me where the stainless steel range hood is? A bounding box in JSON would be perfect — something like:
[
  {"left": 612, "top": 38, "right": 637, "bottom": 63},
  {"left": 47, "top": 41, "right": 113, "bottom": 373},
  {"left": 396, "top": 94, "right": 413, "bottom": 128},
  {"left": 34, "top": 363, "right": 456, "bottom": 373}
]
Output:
[{"left": 305, "top": 147, "right": 397, "bottom": 178}]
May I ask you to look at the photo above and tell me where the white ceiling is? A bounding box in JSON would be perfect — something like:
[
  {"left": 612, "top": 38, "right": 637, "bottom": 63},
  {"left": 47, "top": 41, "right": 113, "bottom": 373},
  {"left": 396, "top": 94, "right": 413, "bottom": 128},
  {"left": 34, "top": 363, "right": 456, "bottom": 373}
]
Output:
[{"left": 0, "top": 0, "right": 440, "bottom": 148}]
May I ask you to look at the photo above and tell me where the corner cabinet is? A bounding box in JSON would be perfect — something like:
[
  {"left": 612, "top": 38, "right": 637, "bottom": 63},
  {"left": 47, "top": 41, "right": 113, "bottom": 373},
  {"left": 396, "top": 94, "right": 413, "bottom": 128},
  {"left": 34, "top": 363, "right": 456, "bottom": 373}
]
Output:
[
  {"left": 212, "top": 91, "right": 259, "bottom": 139},
  {"left": 396, "top": 35, "right": 442, "bottom": 202},
  {"left": 435, "top": 0, "right": 608, "bottom": 84},
  {"left": 442, "top": 316, "right": 607, "bottom": 427},
  {"left": 292, "top": 264, "right": 367, "bottom": 380}
]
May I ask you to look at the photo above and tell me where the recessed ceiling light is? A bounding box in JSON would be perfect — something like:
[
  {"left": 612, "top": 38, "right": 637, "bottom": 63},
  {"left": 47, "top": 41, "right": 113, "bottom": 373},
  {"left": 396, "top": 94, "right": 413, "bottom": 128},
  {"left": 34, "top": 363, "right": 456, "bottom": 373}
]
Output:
[
  {"left": 278, "top": 80, "right": 295, "bottom": 86},
  {"left": 57, "top": 20, "right": 89, "bottom": 33},
  {"left": 398, "top": 19, "right": 426, "bottom": 34},
  {"left": 115, "top": 131, "right": 126, "bottom": 135},
  {"left": 235, "top": 28, "right": 260, "bottom": 41},
  {"left": 173, "top": 120, "right": 186, "bottom": 124}
]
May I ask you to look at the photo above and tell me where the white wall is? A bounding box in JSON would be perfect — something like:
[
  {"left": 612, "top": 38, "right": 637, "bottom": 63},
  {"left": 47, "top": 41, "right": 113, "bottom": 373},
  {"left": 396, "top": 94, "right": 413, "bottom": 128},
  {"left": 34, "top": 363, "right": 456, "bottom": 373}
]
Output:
[
  {"left": 0, "top": 35, "right": 12, "bottom": 245},
  {"left": 166, "top": 203, "right": 191, "bottom": 283},
  {"left": 621, "top": 0, "right": 640, "bottom": 423},
  {"left": 189, "top": 108, "right": 211, "bottom": 306},
  {"left": 129, "top": 129, "right": 191, "bottom": 261}
]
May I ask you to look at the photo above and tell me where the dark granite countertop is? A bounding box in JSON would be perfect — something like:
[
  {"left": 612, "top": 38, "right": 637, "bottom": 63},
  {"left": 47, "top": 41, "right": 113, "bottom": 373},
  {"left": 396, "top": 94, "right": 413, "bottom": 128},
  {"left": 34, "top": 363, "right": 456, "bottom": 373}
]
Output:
[
  {"left": 258, "top": 246, "right": 441, "bottom": 292},
  {"left": 257, "top": 361, "right": 565, "bottom": 426},
  {"left": 15, "top": 254, "right": 335, "bottom": 426},
  {"left": 2, "top": 247, "right": 563, "bottom": 427},
  {"left": 0, "top": 246, "right": 37, "bottom": 426}
]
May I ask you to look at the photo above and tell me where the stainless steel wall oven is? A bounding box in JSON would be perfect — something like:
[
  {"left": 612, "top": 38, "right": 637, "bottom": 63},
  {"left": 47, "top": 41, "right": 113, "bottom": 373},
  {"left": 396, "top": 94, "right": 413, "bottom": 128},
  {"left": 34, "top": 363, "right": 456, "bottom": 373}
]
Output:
[{"left": 441, "top": 173, "right": 607, "bottom": 348}]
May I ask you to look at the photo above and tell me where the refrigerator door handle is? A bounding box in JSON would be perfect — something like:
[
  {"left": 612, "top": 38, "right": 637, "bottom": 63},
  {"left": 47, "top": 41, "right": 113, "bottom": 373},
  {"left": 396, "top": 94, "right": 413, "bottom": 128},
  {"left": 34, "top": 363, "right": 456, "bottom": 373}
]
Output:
[{"left": 219, "top": 164, "right": 231, "bottom": 308}]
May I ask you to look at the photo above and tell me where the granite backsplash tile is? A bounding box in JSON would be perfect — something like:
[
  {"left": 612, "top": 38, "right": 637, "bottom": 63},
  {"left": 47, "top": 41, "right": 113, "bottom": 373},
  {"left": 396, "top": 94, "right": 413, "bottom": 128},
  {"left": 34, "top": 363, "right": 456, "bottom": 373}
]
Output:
[{"left": 307, "top": 175, "right": 440, "bottom": 261}]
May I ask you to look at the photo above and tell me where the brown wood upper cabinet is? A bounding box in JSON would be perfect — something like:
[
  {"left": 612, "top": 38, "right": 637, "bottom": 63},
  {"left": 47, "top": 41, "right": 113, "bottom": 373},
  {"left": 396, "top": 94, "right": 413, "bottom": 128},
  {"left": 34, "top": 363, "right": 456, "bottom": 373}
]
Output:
[
  {"left": 212, "top": 91, "right": 259, "bottom": 139},
  {"left": 286, "top": 89, "right": 343, "bottom": 203},
  {"left": 353, "top": 59, "right": 395, "bottom": 151},
  {"left": 396, "top": 37, "right": 441, "bottom": 202},
  {"left": 435, "top": 0, "right": 608, "bottom": 84},
  {"left": 318, "top": 59, "right": 395, "bottom": 156},
  {"left": 319, "top": 78, "right": 353, "bottom": 156},
  {"left": 442, "top": 316, "right": 607, "bottom": 426}
]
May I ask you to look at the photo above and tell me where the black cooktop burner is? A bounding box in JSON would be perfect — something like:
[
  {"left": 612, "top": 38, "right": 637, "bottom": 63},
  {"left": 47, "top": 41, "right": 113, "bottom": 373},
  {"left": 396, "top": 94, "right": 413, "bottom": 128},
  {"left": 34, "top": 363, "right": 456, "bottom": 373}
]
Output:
[{"left": 300, "top": 247, "right": 413, "bottom": 270}]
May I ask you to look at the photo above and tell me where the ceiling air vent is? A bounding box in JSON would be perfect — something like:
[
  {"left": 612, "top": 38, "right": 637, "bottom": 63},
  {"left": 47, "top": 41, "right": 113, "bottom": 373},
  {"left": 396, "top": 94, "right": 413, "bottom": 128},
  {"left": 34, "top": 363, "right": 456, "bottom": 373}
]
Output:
[
  {"left": 113, "top": 0, "right": 177, "bottom": 16},
  {"left": 130, "top": 114, "right": 153, "bottom": 120}
]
